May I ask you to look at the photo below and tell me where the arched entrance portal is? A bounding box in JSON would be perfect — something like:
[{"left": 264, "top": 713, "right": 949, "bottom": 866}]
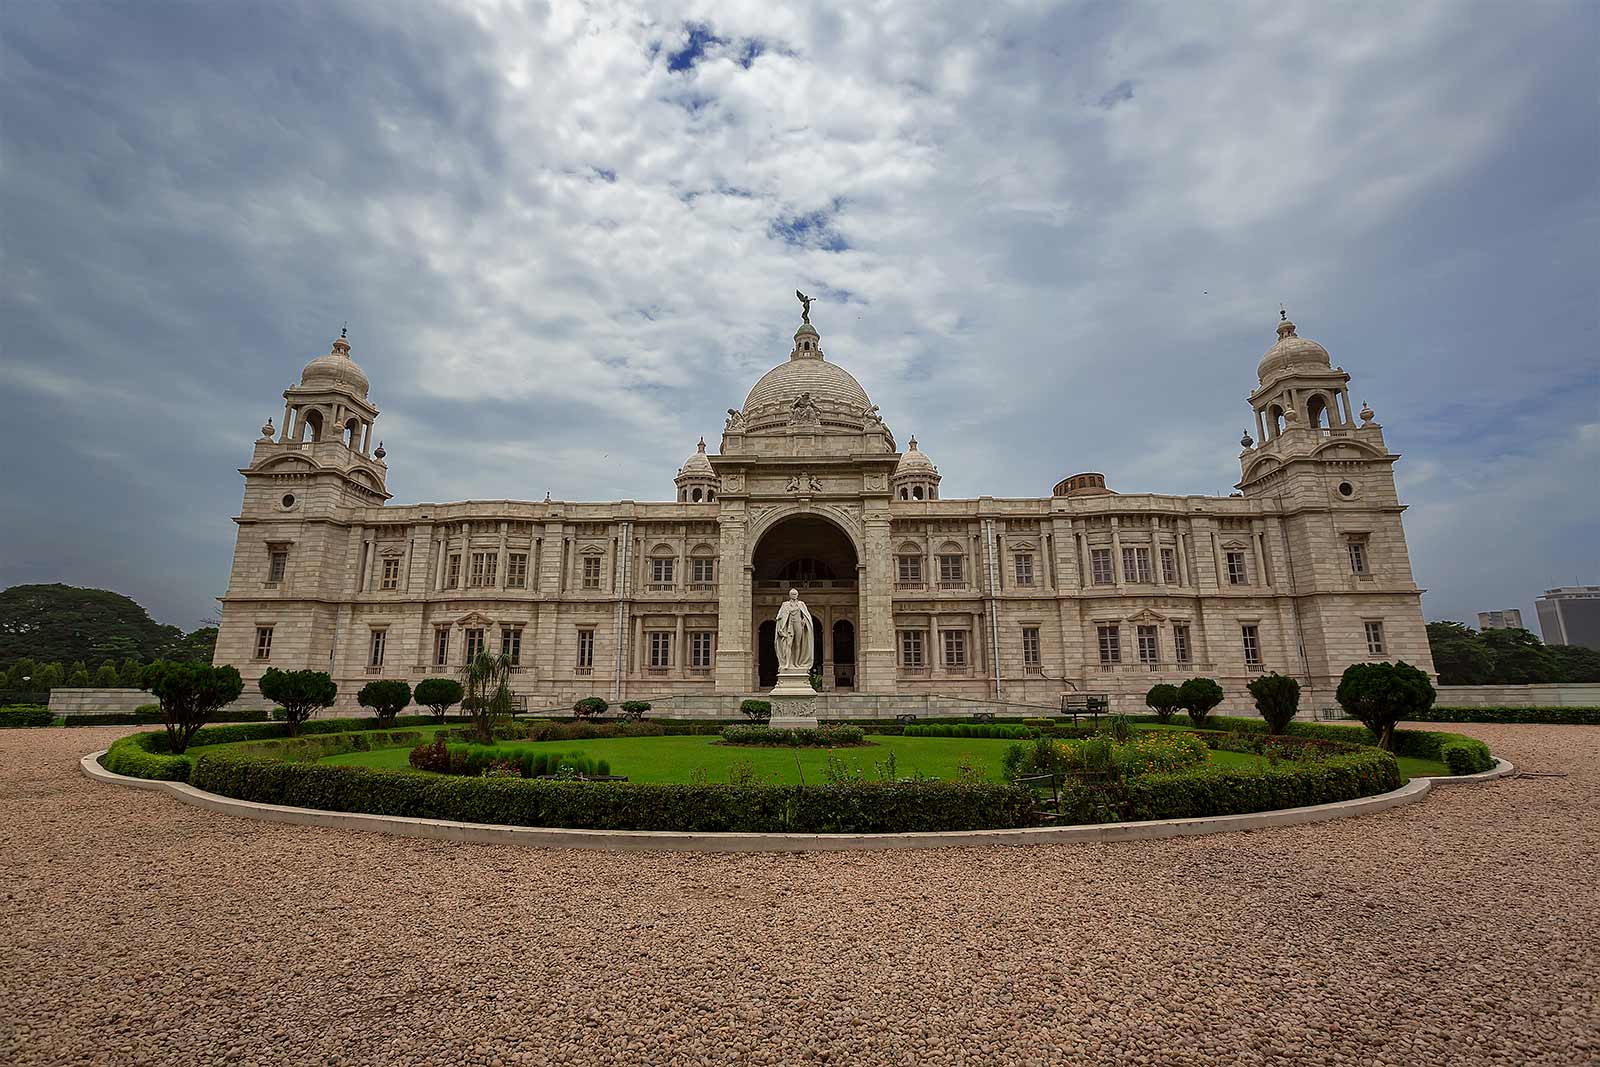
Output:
[{"left": 750, "top": 514, "right": 859, "bottom": 691}]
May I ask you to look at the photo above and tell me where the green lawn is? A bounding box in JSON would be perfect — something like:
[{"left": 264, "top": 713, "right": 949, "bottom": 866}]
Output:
[{"left": 1204, "top": 745, "right": 1446, "bottom": 779}]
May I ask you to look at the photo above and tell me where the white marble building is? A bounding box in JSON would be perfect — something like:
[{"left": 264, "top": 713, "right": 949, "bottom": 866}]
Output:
[{"left": 214, "top": 307, "right": 1434, "bottom": 714}]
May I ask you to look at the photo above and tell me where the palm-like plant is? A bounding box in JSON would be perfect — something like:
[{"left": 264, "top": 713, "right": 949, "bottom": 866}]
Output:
[{"left": 460, "top": 649, "right": 513, "bottom": 744}]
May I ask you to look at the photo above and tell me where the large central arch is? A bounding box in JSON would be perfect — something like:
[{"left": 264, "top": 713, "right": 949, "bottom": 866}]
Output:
[{"left": 749, "top": 513, "right": 860, "bottom": 690}]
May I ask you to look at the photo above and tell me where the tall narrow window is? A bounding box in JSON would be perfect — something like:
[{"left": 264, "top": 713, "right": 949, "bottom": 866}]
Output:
[
  {"left": 1348, "top": 540, "right": 1370, "bottom": 575},
  {"left": 899, "top": 630, "right": 925, "bottom": 669},
  {"left": 507, "top": 552, "right": 528, "bottom": 588},
  {"left": 1021, "top": 627, "right": 1041, "bottom": 671},
  {"left": 1364, "top": 621, "right": 1386, "bottom": 656},
  {"left": 691, "top": 557, "right": 715, "bottom": 584},
  {"left": 1226, "top": 550, "right": 1248, "bottom": 586},
  {"left": 897, "top": 555, "right": 923, "bottom": 585},
  {"left": 582, "top": 556, "right": 602, "bottom": 589},
  {"left": 690, "top": 631, "right": 714, "bottom": 668},
  {"left": 369, "top": 628, "right": 387, "bottom": 668},
  {"left": 433, "top": 627, "right": 450, "bottom": 667},
  {"left": 1013, "top": 553, "right": 1035, "bottom": 586},
  {"left": 1122, "top": 546, "right": 1152, "bottom": 583},
  {"left": 938, "top": 554, "right": 963, "bottom": 585},
  {"left": 1136, "top": 625, "right": 1159, "bottom": 664},
  {"left": 469, "top": 552, "right": 495, "bottom": 587},
  {"left": 1090, "top": 548, "right": 1114, "bottom": 585},
  {"left": 650, "top": 557, "right": 674, "bottom": 585},
  {"left": 576, "top": 628, "right": 595, "bottom": 671},
  {"left": 941, "top": 630, "right": 968, "bottom": 669},
  {"left": 501, "top": 626, "right": 522, "bottom": 666},
  {"left": 648, "top": 631, "right": 671, "bottom": 668},
  {"left": 254, "top": 626, "right": 273, "bottom": 661},
  {"left": 446, "top": 553, "right": 461, "bottom": 589},
  {"left": 380, "top": 557, "right": 401, "bottom": 590},
  {"left": 1242, "top": 624, "right": 1262, "bottom": 668},
  {"left": 267, "top": 548, "right": 288, "bottom": 584},
  {"left": 1173, "top": 624, "right": 1192, "bottom": 665},
  {"left": 464, "top": 627, "right": 485, "bottom": 662},
  {"left": 1161, "top": 547, "right": 1178, "bottom": 585},
  {"left": 1097, "top": 624, "right": 1121, "bottom": 664}
]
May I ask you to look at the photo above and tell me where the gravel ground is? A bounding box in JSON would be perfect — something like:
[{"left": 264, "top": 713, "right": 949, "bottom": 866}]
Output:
[{"left": 2, "top": 725, "right": 1596, "bottom": 1066}]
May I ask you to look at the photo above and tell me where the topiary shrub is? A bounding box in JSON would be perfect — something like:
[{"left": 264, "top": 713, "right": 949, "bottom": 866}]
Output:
[
  {"left": 1247, "top": 672, "right": 1301, "bottom": 734},
  {"left": 1177, "top": 677, "right": 1225, "bottom": 728},
  {"left": 357, "top": 680, "right": 412, "bottom": 728},
  {"left": 258, "top": 668, "right": 338, "bottom": 736},
  {"left": 413, "top": 678, "right": 464, "bottom": 724},
  {"left": 1145, "top": 684, "right": 1182, "bottom": 724},
  {"left": 740, "top": 699, "right": 772, "bottom": 725},
  {"left": 139, "top": 660, "right": 245, "bottom": 754},
  {"left": 619, "top": 700, "right": 651, "bottom": 721},
  {"left": 1336, "top": 661, "right": 1435, "bottom": 751},
  {"left": 719, "top": 724, "right": 867, "bottom": 747},
  {"left": 573, "top": 696, "right": 609, "bottom": 719},
  {"left": 1440, "top": 737, "right": 1495, "bottom": 775},
  {"left": 0, "top": 705, "right": 53, "bottom": 727}
]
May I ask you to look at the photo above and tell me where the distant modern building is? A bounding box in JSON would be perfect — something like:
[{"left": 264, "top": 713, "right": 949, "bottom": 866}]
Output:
[
  {"left": 1534, "top": 587, "right": 1600, "bottom": 651},
  {"left": 1477, "top": 609, "right": 1524, "bottom": 631}
]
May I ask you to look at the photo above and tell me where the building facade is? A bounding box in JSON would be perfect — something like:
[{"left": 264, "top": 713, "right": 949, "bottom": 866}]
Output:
[
  {"left": 1477, "top": 609, "right": 1524, "bottom": 631},
  {"left": 214, "top": 307, "right": 1435, "bottom": 713},
  {"left": 1535, "top": 587, "right": 1600, "bottom": 651}
]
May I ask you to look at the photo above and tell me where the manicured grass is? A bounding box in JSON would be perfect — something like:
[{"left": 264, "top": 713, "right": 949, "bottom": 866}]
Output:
[{"left": 1203, "top": 745, "right": 1446, "bottom": 779}]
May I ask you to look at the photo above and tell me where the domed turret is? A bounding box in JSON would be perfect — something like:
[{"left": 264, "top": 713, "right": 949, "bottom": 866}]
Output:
[
  {"left": 1257, "top": 312, "right": 1330, "bottom": 384},
  {"left": 739, "top": 322, "right": 874, "bottom": 428},
  {"left": 891, "top": 435, "right": 940, "bottom": 500},
  {"left": 674, "top": 437, "right": 718, "bottom": 503},
  {"left": 300, "top": 329, "right": 369, "bottom": 398}
]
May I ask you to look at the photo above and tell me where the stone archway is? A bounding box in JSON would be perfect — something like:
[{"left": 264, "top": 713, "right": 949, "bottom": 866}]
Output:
[{"left": 748, "top": 513, "right": 860, "bottom": 692}]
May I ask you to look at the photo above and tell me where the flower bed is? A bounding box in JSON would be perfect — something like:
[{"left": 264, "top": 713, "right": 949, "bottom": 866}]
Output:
[
  {"left": 718, "top": 724, "right": 868, "bottom": 747},
  {"left": 902, "top": 723, "right": 1034, "bottom": 740}
]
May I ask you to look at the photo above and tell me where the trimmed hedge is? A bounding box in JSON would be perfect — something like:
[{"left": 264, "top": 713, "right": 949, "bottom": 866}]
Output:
[
  {"left": 65, "top": 708, "right": 273, "bottom": 727},
  {"left": 0, "top": 705, "right": 54, "bottom": 728},
  {"left": 189, "top": 753, "right": 1039, "bottom": 833},
  {"left": 718, "top": 724, "right": 868, "bottom": 747},
  {"left": 902, "top": 722, "right": 1034, "bottom": 740},
  {"left": 99, "top": 717, "right": 455, "bottom": 781},
  {"left": 102, "top": 732, "right": 192, "bottom": 781},
  {"left": 1411, "top": 706, "right": 1600, "bottom": 726},
  {"left": 1102, "top": 750, "right": 1404, "bottom": 823},
  {"left": 1135, "top": 715, "right": 1495, "bottom": 775}
]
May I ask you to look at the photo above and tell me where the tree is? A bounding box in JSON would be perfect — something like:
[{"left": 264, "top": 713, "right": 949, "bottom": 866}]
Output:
[
  {"left": 67, "top": 660, "right": 88, "bottom": 681},
  {"left": 140, "top": 660, "right": 244, "bottom": 754},
  {"left": 1425, "top": 621, "right": 1494, "bottom": 686},
  {"left": 1336, "top": 660, "right": 1435, "bottom": 751},
  {"left": 573, "top": 696, "right": 608, "bottom": 719},
  {"left": 92, "top": 663, "right": 120, "bottom": 687},
  {"left": 358, "top": 679, "right": 412, "bottom": 728},
  {"left": 1547, "top": 644, "right": 1600, "bottom": 684},
  {"left": 35, "top": 663, "right": 63, "bottom": 690},
  {"left": 4, "top": 658, "right": 36, "bottom": 690},
  {"left": 66, "top": 667, "right": 91, "bottom": 687},
  {"left": 119, "top": 656, "right": 145, "bottom": 687},
  {"left": 0, "top": 584, "right": 182, "bottom": 667},
  {"left": 167, "top": 626, "right": 218, "bottom": 664},
  {"left": 413, "top": 677, "right": 464, "bottom": 723},
  {"left": 1247, "top": 672, "right": 1301, "bottom": 734},
  {"left": 257, "top": 669, "right": 338, "bottom": 737},
  {"left": 1177, "top": 677, "right": 1225, "bottom": 728},
  {"left": 1145, "top": 683, "right": 1182, "bottom": 724},
  {"left": 1480, "top": 627, "right": 1558, "bottom": 684},
  {"left": 461, "top": 650, "right": 513, "bottom": 743}
]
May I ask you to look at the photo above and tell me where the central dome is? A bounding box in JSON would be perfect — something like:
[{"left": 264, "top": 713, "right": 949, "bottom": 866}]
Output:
[{"left": 741, "top": 323, "right": 872, "bottom": 417}]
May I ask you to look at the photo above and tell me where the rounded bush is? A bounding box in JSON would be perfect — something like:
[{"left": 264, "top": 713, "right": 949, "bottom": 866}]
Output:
[{"left": 573, "top": 696, "right": 609, "bottom": 718}]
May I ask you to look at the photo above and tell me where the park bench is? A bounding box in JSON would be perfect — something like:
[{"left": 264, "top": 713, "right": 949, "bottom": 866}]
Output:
[
  {"left": 972, "top": 711, "right": 996, "bottom": 723},
  {"left": 895, "top": 713, "right": 918, "bottom": 724},
  {"left": 1059, "top": 693, "right": 1110, "bottom": 724}
]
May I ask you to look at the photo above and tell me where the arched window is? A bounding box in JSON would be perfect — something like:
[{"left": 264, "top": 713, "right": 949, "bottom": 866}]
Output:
[
  {"left": 1267, "top": 404, "right": 1285, "bottom": 437},
  {"left": 912, "top": 485, "right": 924, "bottom": 500},
  {"left": 300, "top": 408, "right": 323, "bottom": 443},
  {"left": 1307, "top": 394, "right": 1328, "bottom": 429},
  {"left": 707, "top": 489, "right": 716, "bottom": 501},
  {"left": 691, "top": 487, "right": 703, "bottom": 502},
  {"left": 899, "top": 487, "right": 909, "bottom": 500}
]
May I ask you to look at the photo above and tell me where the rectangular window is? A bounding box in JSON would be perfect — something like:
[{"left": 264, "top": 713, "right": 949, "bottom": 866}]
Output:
[
  {"left": 1173, "top": 624, "right": 1192, "bottom": 664},
  {"left": 938, "top": 555, "right": 963, "bottom": 585},
  {"left": 650, "top": 557, "right": 674, "bottom": 584},
  {"left": 1161, "top": 547, "right": 1178, "bottom": 585},
  {"left": 1137, "top": 625, "right": 1159, "bottom": 664},
  {"left": 446, "top": 553, "right": 461, "bottom": 589},
  {"left": 899, "top": 630, "right": 925, "bottom": 669},
  {"left": 897, "top": 555, "right": 923, "bottom": 584},
  {"left": 691, "top": 557, "right": 715, "bottom": 584},
  {"left": 369, "top": 628, "right": 386, "bottom": 668},
  {"left": 1365, "top": 621, "right": 1386, "bottom": 656},
  {"left": 582, "top": 555, "right": 602, "bottom": 589},
  {"left": 1097, "top": 624, "right": 1121, "bottom": 664},
  {"left": 267, "top": 549, "right": 287, "bottom": 583},
  {"left": 690, "top": 631, "right": 714, "bottom": 668},
  {"left": 464, "top": 627, "right": 485, "bottom": 662},
  {"left": 1348, "top": 540, "right": 1370, "bottom": 575},
  {"left": 576, "top": 628, "right": 595, "bottom": 671},
  {"left": 1090, "top": 548, "right": 1114, "bottom": 585},
  {"left": 1122, "top": 546, "right": 1152, "bottom": 583},
  {"left": 254, "top": 626, "right": 273, "bottom": 661},
  {"left": 1226, "top": 550, "right": 1248, "bottom": 586},
  {"left": 380, "top": 557, "right": 401, "bottom": 590},
  {"left": 433, "top": 627, "right": 450, "bottom": 667},
  {"left": 470, "top": 551, "right": 497, "bottom": 587},
  {"left": 507, "top": 552, "right": 528, "bottom": 588},
  {"left": 1242, "top": 624, "right": 1262, "bottom": 668},
  {"left": 648, "top": 631, "right": 671, "bottom": 668},
  {"left": 501, "top": 626, "right": 522, "bottom": 666},
  {"left": 1013, "top": 553, "right": 1035, "bottom": 586},
  {"left": 942, "top": 630, "right": 968, "bottom": 669},
  {"left": 1021, "top": 627, "right": 1041, "bottom": 670}
]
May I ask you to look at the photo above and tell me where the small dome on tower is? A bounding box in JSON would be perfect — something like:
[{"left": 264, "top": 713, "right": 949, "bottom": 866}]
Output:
[
  {"left": 300, "top": 329, "right": 370, "bottom": 398},
  {"left": 1257, "top": 311, "right": 1330, "bottom": 384},
  {"left": 678, "top": 437, "right": 713, "bottom": 477},
  {"left": 895, "top": 435, "right": 936, "bottom": 475}
]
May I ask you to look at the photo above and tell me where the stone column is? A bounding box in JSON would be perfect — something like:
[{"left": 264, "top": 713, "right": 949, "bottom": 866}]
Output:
[
  {"left": 1111, "top": 518, "right": 1125, "bottom": 591},
  {"left": 496, "top": 522, "right": 509, "bottom": 591},
  {"left": 674, "top": 613, "right": 686, "bottom": 680},
  {"left": 714, "top": 514, "right": 750, "bottom": 695},
  {"left": 857, "top": 511, "right": 897, "bottom": 693}
]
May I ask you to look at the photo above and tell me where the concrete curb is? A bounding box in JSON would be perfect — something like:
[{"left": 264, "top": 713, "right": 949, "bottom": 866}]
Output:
[
  {"left": 81, "top": 750, "right": 1465, "bottom": 852},
  {"left": 1416, "top": 757, "right": 1516, "bottom": 784}
]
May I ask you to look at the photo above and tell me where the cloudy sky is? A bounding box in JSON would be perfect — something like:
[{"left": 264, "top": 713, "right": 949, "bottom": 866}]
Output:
[{"left": 2, "top": 0, "right": 1595, "bottom": 633}]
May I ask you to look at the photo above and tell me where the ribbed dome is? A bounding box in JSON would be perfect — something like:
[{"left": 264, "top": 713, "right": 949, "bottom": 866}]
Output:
[
  {"left": 742, "top": 324, "right": 872, "bottom": 416},
  {"left": 895, "top": 435, "right": 936, "bottom": 475},
  {"left": 300, "top": 333, "right": 369, "bottom": 398},
  {"left": 1258, "top": 316, "right": 1330, "bottom": 383},
  {"left": 677, "top": 437, "right": 714, "bottom": 477}
]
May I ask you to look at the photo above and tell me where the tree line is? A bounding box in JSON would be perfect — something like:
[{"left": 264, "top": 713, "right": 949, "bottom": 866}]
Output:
[
  {"left": 0, "top": 584, "right": 217, "bottom": 692},
  {"left": 1426, "top": 622, "right": 1600, "bottom": 686}
]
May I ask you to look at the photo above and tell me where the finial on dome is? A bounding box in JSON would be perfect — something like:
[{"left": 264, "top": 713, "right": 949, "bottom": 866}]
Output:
[
  {"left": 260, "top": 416, "right": 276, "bottom": 440},
  {"left": 373, "top": 440, "right": 385, "bottom": 459},
  {"left": 544, "top": 489, "right": 551, "bottom": 503},
  {"left": 697, "top": 436, "right": 706, "bottom": 453},
  {"left": 1240, "top": 429, "right": 1254, "bottom": 449},
  {"left": 332, "top": 325, "right": 351, "bottom": 355},
  {"left": 1276, "top": 307, "right": 1297, "bottom": 340},
  {"left": 908, "top": 435, "right": 918, "bottom": 450}
]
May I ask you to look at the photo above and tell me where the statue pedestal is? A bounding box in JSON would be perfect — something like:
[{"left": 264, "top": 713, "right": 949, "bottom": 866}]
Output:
[{"left": 768, "top": 671, "right": 819, "bottom": 728}]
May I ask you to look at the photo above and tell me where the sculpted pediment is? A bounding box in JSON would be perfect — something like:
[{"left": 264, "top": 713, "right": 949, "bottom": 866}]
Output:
[
  {"left": 1128, "top": 608, "right": 1168, "bottom": 623},
  {"left": 455, "top": 611, "right": 494, "bottom": 626}
]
